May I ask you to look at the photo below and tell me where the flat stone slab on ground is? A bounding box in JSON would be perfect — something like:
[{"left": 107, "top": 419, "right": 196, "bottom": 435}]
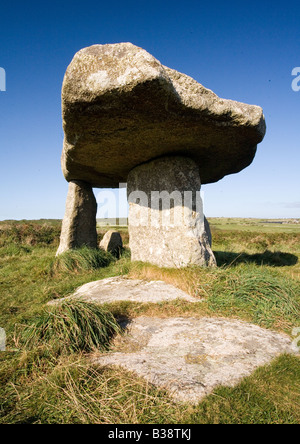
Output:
[
  {"left": 49, "top": 277, "right": 199, "bottom": 305},
  {"left": 95, "top": 316, "right": 299, "bottom": 404}
]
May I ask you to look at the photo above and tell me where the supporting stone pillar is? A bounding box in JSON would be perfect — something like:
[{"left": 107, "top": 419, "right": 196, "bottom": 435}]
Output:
[
  {"left": 127, "top": 156, "right": 216, "bottom": 268},
  {"left": 56, "top": 180, "right": 98, "bottom": 256}
]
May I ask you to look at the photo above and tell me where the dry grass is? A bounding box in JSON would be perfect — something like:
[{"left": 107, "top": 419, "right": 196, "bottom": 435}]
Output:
[{"left": 128, "top": 262, "right": 215, "bottom": 298}]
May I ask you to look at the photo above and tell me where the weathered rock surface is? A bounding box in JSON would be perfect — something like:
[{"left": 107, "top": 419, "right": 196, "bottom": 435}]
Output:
[
  {"left": 0, "top": 328, "right": 6, "bottom": 352},
  {"left": 48, "top": 277, "right": 199, "bottom": 305},
  {"left": 100, "top": 230, "right": 123, "bottom": 257},
  {"left": 127, "top": 156, "right": 216, "bottom": 267},
  {"left": 61, "top": 42, "right": 266, "bottom": 188},
  {"left": 56, "top": 180, "right": 98, "bottom": 255},
  {"left": 95, "top": 316, "right": 299, "bottom": 404}
]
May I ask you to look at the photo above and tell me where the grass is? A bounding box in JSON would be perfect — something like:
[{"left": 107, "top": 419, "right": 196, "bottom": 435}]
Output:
[
  {"left": 209, "top": 265, "right": 300, "bottom": 330},
  {"left": 190, "top": 354, "right": 300, "bottom": 424},
  {"left": 0, "top": 219, "right": 299, "bottom": 424},
  {"left": 51, "top": 247, "right": 115, "bottom": 273},
  {"left": 209, "top": 217, "right": 300, "bottom": 234},
  {"left": 124, "top": 262, "right": 300, "bottom": 334},
  {"left": 18, "top": 299, "right": 121, "bottom": 354}
]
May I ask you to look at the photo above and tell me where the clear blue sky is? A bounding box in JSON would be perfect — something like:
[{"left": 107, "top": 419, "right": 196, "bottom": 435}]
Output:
[{"left": 0, "top": 0, "right": 299, "bottom": 220}]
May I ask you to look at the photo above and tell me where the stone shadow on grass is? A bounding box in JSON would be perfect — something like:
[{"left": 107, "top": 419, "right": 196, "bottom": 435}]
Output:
[{"left": 214, "top": 249, "right": 298, "bottom": 267}]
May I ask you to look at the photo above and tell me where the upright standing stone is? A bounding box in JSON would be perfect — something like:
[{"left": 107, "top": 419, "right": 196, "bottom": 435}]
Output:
[
  {"left": 204, "top": 216, "right": 212, "bottom": 247},
  {"left": 127, "top": 156, "right": 216, "bottom": 268},
  {"left": 99, "top": 230, "right": 123, "bottom": 258},
  {"left": 56, "top": 181, "right": 97, "bottom": 256}
]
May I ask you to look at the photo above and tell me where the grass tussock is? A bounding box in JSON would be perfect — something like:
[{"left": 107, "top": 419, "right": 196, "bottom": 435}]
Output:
[
  {"left": 51, "top": 247, "right": 115, "bottom": 274},
  {"left": 209, "top": 265, "right": 300, "bottom": 330},
  {"left": 17, "top": 299, "right": 121, "bottom": 354}
]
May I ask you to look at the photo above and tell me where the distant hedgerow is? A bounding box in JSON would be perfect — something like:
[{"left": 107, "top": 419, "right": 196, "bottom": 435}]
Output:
[{"left": 0, "top": 223, "right": 61, "bottom": 246}]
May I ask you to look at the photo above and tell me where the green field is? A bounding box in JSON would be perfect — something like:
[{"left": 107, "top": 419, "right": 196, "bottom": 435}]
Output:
[
  {"left": 0, "top": 218, "right": 299, "bottom": 424},
  {"left": 210, "top": 217, "right": 300, "bottom": 233}
]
